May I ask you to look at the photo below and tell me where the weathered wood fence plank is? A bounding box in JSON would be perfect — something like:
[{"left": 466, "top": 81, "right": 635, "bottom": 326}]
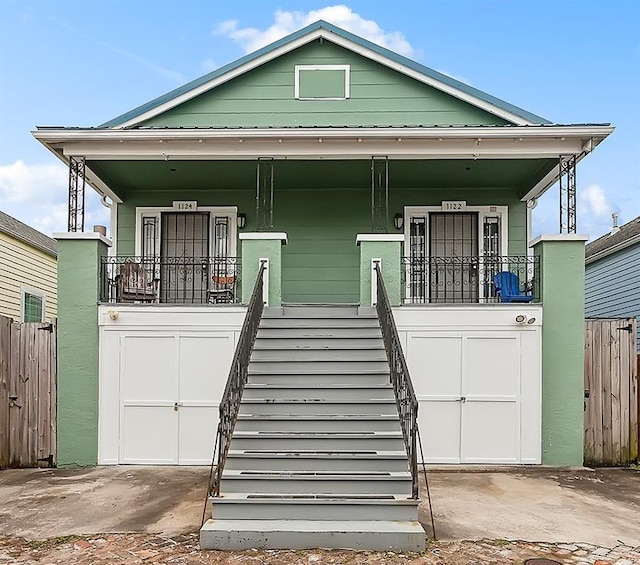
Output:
[
  {"left": 0, "top": 315, "right": 57, "bottom": 469},
  {"left": 584, "top": 318, "right": 639, "bottom": 466}
]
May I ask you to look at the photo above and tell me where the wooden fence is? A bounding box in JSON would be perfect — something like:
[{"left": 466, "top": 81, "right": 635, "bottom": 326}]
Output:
[
  {"left": 0, "top": 315, "right": 57, "bottom": 468},
  {"left": 584, "top": 318, "right": 639, "bottom": 466}
]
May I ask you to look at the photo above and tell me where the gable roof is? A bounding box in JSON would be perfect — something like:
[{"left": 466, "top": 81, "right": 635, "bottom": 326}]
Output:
[
  {"left": 585, "top": 216, "right": 640, "bottom": 263},
  {"left": 0, "top": 211, "right": 57, "bottom": 257},
  {"left": 100, "top": 20, "right": 551, "bottom": 129}
]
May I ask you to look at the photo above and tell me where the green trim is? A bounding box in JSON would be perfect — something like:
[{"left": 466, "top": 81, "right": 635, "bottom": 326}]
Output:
[
  {"left": 56, "top": 238, "right": 108, "bottom": 466},
  {"left": 534, "top": 238, "right": 587, "bottom": 466},
  {"left": 100, "top": 21, "right": 550, "bottom": 129}
]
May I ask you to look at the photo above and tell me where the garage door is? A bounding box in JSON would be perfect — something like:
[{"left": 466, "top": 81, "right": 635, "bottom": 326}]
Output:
[
  {"left": 407, "top": 331, "right": 536, "bottom": 464},
  {"left": 118, "top": 333, "right": 234, "bottom": 464}
]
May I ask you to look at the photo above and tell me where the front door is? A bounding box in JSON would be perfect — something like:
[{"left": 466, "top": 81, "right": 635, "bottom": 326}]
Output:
[
  {"left": 160, "top": 212, "right": 210, "bottom": 303},
  {"left": 429, "top": 212, "right": 479, "bottom": 303}
]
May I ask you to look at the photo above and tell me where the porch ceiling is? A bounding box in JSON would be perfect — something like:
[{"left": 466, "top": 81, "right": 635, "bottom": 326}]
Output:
[{"left": 88, "top": 158, "right": 557, "bottom": 201}]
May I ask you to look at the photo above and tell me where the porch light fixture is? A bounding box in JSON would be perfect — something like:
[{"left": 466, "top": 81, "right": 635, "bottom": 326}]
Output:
[
  {"left": 237, "top": 213, "right": 247, "bottom": 229},
  {"left": 515, "top": 314, "right": 526, "bottom": 324},
  {"left": 394, "top": 213, "right": 404, "bottom": 230}
]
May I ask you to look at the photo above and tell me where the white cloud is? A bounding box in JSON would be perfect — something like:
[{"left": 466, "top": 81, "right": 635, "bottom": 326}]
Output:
[
  {"left": 0, "top": 160, "right": 108, "bottom": 237},
  {"left": 214, "top": 6, "right": 416, "bottom": 57},
  {"left": 580, "top": 183, "right": 614, "bottom": 220}
]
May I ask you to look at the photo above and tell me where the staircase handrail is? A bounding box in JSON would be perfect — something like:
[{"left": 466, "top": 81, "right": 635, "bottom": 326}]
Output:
[
  {"left": 373, "top": 262, "right": 419, "bottom": 499},
  {"left": 210, "top": 261, "right": 267, "bottom": 496}
]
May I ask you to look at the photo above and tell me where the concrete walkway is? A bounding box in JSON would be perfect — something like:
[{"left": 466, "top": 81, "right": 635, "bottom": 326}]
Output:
[{"left": 0, "top": 465, "right": 638, "bottom": 553}]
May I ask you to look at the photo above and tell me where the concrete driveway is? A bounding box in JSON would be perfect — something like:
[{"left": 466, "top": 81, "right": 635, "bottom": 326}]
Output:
[{"left": 0, "top": 465, "right": 638, "bottom": 547}]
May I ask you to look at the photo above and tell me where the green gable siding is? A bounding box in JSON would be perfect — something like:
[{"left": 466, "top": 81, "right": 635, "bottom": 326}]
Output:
[{"left": 141, "top": 40, "right": 510, "bottom": 129}]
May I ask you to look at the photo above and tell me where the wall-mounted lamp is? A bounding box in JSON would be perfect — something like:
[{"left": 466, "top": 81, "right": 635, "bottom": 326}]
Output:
[
  {"left": 394, "top": 213, "right": 404, "bottom": 230},
  {"left": 237, "top": 213, "right": 247, "bottom": 229},
  {"left": 108, "top": 310, "right": 119, "bottom": 320},
  {"left": 515, "top": 314, "right": 537, "bottom": 325}
]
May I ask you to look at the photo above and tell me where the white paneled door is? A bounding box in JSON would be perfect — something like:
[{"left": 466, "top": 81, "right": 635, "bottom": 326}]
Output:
[
  {"left": 407, "top": 331, "right": 526, "bottom": 464},
  {"left": 118, "top": 333, "right": 234, "bottom": 464}
]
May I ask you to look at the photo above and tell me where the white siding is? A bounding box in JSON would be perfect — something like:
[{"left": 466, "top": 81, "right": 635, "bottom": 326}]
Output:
[
  {"left": 0, "top": 233, "right": 57, "bottom": 321},
  {"left": 585, "top": 244, "right": 640, "bottom": 351}
]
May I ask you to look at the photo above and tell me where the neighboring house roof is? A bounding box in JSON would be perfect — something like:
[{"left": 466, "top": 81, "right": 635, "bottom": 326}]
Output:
[
  {"left": 585, "top": 216, "right": 640, "bottom": 264},
  {"left": 0, "top": 211, "right": 57, "bottom": 258},
  {"left": 100, "top": 20, "right": 551, "bottom": 129}
]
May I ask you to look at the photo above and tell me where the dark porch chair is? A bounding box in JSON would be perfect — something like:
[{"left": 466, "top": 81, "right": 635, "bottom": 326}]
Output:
[{"left": 116, "top": 262, "right": 158, "bottom": 303}]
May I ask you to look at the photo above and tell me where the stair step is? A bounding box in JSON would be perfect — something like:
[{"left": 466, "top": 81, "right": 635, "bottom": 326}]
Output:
[
  {"left": 247, "top": 372, "right": 390, "bottom": 385},
  {"left": 253, "top": 338, "right": 384, "bottom": 349},
  {"left": 220, "top": 470, "right": 412, "bottom": 495},
  {"left": 250, "top": 349, "right": 388, "bottom": 361},
  {"left": 241, "top": 385, "right": 394, "bottom": 401},
  {"left": 256, "top": 327, "right": 383, "bottom": 339},
  {"left": 239, "top": 399, "right": 398, "bottom": 416},
  {"left": 249, "top": 361, "right": 390, "bottom": 373},
  {"left": 260, "top": 318, "right": 380, "bottom": 328},
  {"left": 224, "top": 449, "right": 409, "bottom": 472},
  {"left": 209, "top": 494, "right": 418, "bottom": 521},
  {"left": 229, "top": 431, "right": 405, "bottom": 451},
  {"left": 200, "top": 518, "right": 426, "bottom": 551},
  {"left": 234, "top": 414, "right": 401, "bottom": 432}
]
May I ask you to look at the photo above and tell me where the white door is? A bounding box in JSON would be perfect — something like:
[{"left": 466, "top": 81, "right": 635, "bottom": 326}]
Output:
[
  {"left": 407, "top": 331, "right": 523, "bottom": 463},
  {"left": 118, "top": 332, "right": 234, "bottom": 464}
]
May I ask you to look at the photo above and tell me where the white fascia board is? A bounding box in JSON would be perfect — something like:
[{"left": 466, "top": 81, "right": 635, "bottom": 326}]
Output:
[
  {"left": 112, "top": 27, "right": 536, "bottom": 128},
  {"left": 59, "top": 137, "right": 587, "bottom": 161},
  {"left": 585, "top": 234, "right": 640, "bottom": 265},
  {"left": 323, "top": 31, "right": 534, "bottom": 125},
  {"left": 520, "top": 147, "right": 598, "bottom": 202},
  {"left": 239, "top": 232, "right": 288, "bottom": 244},
  {"left": 31, "top": 134, "right": 123, "bottom": 204},
  {"left": 529, "top": 234, "right": 589, "bottom": 247},
  {"left": 32, "top": 125, "right": 615, "bottom": 142},
  {"left": 116, "top": 30, "right": 326, "bottom": 129},
  {"left": 54, "top": 231, "right": 113, "bottom": 246},
  {"left": 356, "top": 234, "right": 404, "bottom": 244}
]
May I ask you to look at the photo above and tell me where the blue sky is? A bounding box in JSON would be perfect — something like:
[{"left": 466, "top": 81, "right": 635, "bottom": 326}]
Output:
[{"left": 1, "top": 0, "right": 638, "bottom": 239}]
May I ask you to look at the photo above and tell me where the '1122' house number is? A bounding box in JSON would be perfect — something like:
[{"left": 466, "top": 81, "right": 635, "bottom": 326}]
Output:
[{"left": 441, "top": 200, "right": 467, "bottom": 211}]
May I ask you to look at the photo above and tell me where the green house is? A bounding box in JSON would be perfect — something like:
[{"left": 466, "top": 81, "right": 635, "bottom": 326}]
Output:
[{"left": 35, "top": 21, "right": 612, "bottom": 550}]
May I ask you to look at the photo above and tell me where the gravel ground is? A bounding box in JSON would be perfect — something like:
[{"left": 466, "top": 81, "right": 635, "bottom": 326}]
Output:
[{"left": 1, "top": 534, "right": 639, "bottom": 565}]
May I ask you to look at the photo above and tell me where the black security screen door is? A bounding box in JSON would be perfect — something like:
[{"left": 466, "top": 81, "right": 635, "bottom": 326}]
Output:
[
  {"left": 429, "top": 212, "right": 479, "bottom": 303},
  {"left": 160, "top": 212, "right": 210, "bottom": 303}
]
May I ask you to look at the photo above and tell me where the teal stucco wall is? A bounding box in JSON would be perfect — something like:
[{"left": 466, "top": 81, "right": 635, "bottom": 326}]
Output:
[
  {"left": 534, "top": 235, "right": 588, "bottom": 466},
  {"left": 55, "top": 235, "right": 109, "bottom": 466}
]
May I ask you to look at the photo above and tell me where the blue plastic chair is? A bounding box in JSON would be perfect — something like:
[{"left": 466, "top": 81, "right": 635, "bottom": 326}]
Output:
[{"left": 493, "top": 271, "right": 533, "bottom": 303}]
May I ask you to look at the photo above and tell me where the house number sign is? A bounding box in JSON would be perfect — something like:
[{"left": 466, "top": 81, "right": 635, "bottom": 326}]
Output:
[
  {"left": 441, "top": 200, "right": 467, "bottom": 211},
  {"left": 172, "top": 200, "right": 198, "bottom": 211}
]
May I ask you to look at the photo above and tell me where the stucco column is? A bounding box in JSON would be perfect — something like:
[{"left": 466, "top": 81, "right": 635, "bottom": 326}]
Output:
[
  {"left": 356, "top": 234, "right": 404, "bottom": 307},
  {"left": 532, "top": 234, "right": 589, "bottom": 466},
  {"left": 240, "top": 233, "right": 287, "bottom": 307},
  {"left": 54, "top": 232, "right": 111, "bottom": 466}
]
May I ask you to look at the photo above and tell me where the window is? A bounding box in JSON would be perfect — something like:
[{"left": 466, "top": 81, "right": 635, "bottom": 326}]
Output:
[
  {"left": 295, "top": 65, "right": 350, "bottom": 100},
  {"left": 22, "top": 288, "right": 45, "bottom": 322}
]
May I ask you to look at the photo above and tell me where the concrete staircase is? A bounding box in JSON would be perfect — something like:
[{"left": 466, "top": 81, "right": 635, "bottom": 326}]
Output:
[{"left": 200, "top": 305, "right": 425, "bottom": 551}]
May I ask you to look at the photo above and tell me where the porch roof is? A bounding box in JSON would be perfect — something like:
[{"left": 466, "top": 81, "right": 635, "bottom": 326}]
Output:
[{"left": 32, "top": 123, "right": 614, "bottom": 205}]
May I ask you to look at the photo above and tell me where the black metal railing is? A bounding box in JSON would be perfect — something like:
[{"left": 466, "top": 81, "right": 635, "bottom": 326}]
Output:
[
  {"left": 374, "top": 262, "right": 419, "bottom": 499},
  {"left": 210, "top": 261, "right": 266, "bottom": 497},
  {"left": 401, "top": 255, "right": 539, "bottom": 304},
  {"left": 100, "top": 256, "right": 240, "bottom": 304}
]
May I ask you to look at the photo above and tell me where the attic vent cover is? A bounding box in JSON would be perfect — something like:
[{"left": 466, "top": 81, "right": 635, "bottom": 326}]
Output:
[{"left": 295, "top": 65, "right": 350, "bottom": 100}]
